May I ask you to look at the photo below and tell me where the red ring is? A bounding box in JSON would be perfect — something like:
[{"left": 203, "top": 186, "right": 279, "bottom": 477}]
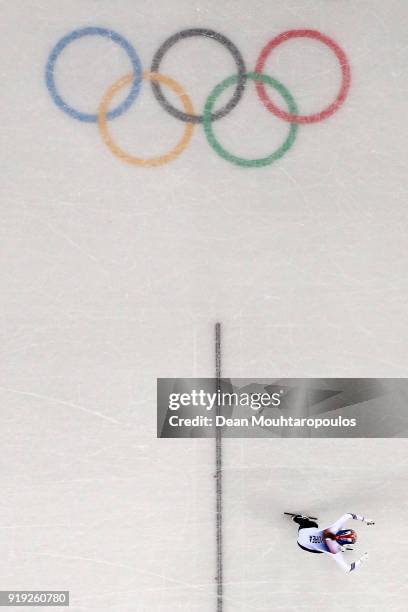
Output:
[{"left": 255, "top": 29, "right": 351, "bottom": 124}]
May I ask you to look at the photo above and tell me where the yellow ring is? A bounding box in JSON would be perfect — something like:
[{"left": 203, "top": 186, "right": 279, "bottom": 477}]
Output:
[{"left": 97, "top": 71, "right": 194, "bottom": 167}]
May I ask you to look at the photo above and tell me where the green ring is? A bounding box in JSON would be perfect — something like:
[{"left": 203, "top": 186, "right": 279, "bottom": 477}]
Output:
[{"left": 203, "top": 72, "right": 298, "bottom": 168}]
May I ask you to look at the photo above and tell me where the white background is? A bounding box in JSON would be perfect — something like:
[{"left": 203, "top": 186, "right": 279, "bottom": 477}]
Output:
[{"left": 1, "top": 1, "right": 408, "bottom": 610}]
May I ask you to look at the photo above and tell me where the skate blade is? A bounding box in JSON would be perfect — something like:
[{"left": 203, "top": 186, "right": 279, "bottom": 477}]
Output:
[{"left": 284, "top": 512, "right": 318, "bottom": 520}]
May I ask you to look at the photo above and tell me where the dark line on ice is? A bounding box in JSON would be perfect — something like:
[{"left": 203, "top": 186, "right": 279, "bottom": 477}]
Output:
[{"left": 215, "top": 322, "right": 223, "bottom": 611}]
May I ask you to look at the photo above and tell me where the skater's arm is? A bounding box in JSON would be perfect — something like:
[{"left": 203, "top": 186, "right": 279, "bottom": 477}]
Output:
[
  {"left": 331, "top": 551, "right": 368, "bottom": 574},
  {"left": 328, "top": 513, "right": 367, "bottom": 532},
  {"left": 325, "top": 538, "right": 339, "bottom": 554}
]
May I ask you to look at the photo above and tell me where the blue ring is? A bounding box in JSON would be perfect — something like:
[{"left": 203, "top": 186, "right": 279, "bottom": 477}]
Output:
[{"left": 45, "top": 27, "right": 142, "bottom": 123}]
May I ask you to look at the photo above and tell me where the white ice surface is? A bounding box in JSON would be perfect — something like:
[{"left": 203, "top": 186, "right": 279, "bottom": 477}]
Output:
[{"left": 1, "top": 1, "right": 408, "bottom": 610}]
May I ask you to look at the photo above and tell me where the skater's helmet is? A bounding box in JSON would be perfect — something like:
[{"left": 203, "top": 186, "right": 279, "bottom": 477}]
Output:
[{"left": 335, "top": 529, "right": 357, "bottom": 545}]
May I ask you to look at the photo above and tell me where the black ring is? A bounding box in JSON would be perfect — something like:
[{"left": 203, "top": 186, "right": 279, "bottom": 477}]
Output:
[{"left": 150, "top": 28, "right": 247, "bottom": 124}]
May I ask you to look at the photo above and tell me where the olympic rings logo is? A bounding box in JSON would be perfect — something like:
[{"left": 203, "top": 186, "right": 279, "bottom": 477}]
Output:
[{"left": 45, "top": 27, "right": 351, "bottom": 168}]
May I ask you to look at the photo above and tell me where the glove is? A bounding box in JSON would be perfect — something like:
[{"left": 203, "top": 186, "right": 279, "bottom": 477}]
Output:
[{"left": 364, "top": 518, "right": 375, "bottom": 525}]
